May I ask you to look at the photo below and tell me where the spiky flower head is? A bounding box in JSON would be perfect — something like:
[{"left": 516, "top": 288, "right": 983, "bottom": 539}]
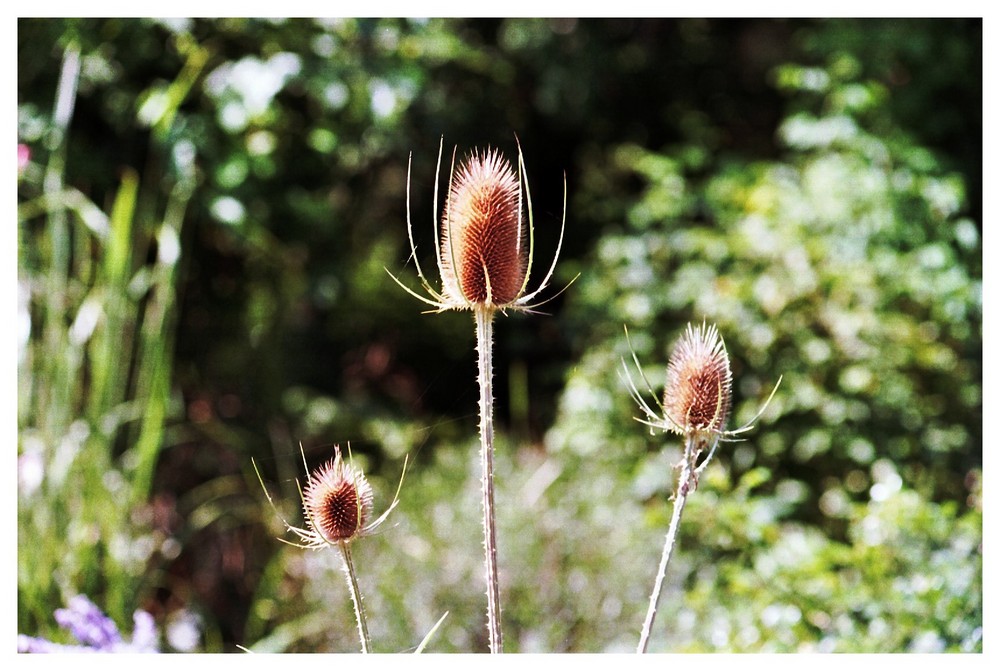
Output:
[
  {"left": 389, "top": 137, "right": 574, "bottom": 316},
  {"left": 302, "top": 446, "right": 374, "bottom": 545},
  {"left": 254, "top": 443, "right": 405, "bottom": 556},
  {"left": 622, "top": 322, "right": 780, "bottom": 488},
  {"left": 440, "top": 148, "right": 526, "bottom": 308},
  {"left": 663, "top": 322, "right": 733, "bottom": 440}
]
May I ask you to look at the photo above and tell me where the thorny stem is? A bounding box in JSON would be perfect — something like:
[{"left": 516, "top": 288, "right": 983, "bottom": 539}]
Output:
[
  {"left": 637, "top": 435, "right": 700, "bottom": 653},
  {"left": 475, "top": 307, "right": 503, "bottom": 653},
  {"left": 339, "top": 541, "right": 371, "bottom": 654}
]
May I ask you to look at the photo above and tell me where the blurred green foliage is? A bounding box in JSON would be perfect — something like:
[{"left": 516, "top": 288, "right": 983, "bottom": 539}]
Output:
[{"left": 18, "top": 18, "right": 980, "bottom": 652}]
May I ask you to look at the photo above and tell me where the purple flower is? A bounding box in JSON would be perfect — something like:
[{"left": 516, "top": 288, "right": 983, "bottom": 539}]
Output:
[{"left": 18, "top": 595, "right": 158, "bottom": 653}]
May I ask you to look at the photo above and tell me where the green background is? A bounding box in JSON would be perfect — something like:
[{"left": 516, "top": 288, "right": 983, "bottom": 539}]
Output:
[{"left": 17, "top": 18, "right": 981, "bottom": 652}]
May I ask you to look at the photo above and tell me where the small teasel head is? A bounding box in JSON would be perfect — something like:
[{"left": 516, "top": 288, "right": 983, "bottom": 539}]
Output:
[
  {"left": 302, "top": 446, "right": 375, "bottom": 544},
  {"left": 622, "top": 322, "right": 781, "bottom": 449},
  {"left": 440, "top": 147, "right": 526, "bottom": 309},
  {"left": 663, "top": 322, "right": 733, "bottom": 440},
  {"left": 253, "top": 443, "right": 407, "bottom": 551}
]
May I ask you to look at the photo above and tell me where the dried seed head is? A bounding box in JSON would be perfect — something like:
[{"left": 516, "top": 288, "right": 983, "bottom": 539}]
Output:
[
  {"left": 390, "top": 137, "right": 575, "bottom": 315},
  {"left": 440, "top": 148, "right": 526, "bottom": 308},
  {"left": 254, "top": 443, "right": 406, "bottom": 552},
  {"left": 302, "top": 447, "right": 374, "bottom": 544},
  {"left": 663, "top": 322, "right": 733, "bottom": 439}
]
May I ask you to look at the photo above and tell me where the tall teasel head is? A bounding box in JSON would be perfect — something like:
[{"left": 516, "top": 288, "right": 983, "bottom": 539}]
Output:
[
  {"left": 389, "top": 136, "right": 574, "bottom": 314},
  {"left": 253, "top": 444, "right": 405, "bottom": 551},
  {"left": 623, "top": 321, "right": 780, "bottom": 447},
  {"left": 440, "top": 148, "right": 526, "bottom": 307}
]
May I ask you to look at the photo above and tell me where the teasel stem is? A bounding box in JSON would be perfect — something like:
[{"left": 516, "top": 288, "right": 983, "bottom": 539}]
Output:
[
  {"left": 338, "top": 541, "right": 371, "bottom": 654},
  {"left": 637, "top": 434, "right": 701, "bottom": 654},
  {"left": 475, "top": 305, "right": 503, "bottom": 653}
]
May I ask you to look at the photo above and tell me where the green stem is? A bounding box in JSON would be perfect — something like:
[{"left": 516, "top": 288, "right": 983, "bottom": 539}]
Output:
[
  {"left": 475, "top": 307, "right": 503, "bottom": 653},
  {"left": 637, "top": 435, "right": 697, "bottom": 653},
  {"left": 339, "top": 541, "right": 370, "bottom": 653}
]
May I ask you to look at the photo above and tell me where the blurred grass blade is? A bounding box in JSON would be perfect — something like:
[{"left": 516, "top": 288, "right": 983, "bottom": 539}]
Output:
[
  {"left": 17, "top": 187, "right": 109, "bottom": 239},
  {"left": 39, "top": 41, "right": 81, "bottom": 439},
  {"left": 152, "top": 37, "right": 209, "bottom": 142},
  {"left": 414, "top": 611, "right": 449, "bottom": 653},
  {"left": 87, "top": 168, "right": 138, "bottom": 423},
  {"left": 129, "top": 169, "right": 194, "bottom": 505}
]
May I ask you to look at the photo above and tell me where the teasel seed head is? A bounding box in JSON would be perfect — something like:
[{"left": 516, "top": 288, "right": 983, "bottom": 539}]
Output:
[
  {"left": 663, "top": 322, "right": 733, "bottom": 440},
  {"left": 253, "top": 443, "right": 407, "bottom": 554},
  {"left": 440, "top": 148, "right": 526, "bottom": 309},
  {"left": 302, "top": 446, "right": 374, "bottom": 544},
  {"left": 388, "top": 136, "right": 577, "bottom": 316}
]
